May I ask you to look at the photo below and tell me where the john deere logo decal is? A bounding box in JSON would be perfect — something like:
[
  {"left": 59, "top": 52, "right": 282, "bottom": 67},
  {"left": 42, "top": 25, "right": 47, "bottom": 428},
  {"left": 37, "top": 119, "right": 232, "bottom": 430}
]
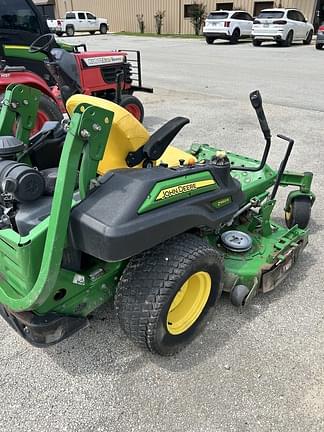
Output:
[{"left": 156, "top": 180, "right": 215, "bottom": 201}]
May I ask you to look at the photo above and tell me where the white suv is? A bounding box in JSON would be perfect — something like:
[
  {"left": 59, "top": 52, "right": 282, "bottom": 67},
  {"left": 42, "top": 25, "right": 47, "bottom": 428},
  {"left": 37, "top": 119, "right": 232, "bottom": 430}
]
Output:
[
  {"left": 252, "top": 8, "right": 314, "bottom": 47},
  {"left": 203, "top": 10, "right": 253, "bottom": 44}
]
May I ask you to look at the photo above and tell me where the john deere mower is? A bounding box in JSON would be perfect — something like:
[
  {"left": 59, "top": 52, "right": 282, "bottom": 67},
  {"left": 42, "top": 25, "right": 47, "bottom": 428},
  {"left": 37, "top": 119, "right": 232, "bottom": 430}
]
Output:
[{"left": 0, "top": 84, "right": 315, "bottom": 355}]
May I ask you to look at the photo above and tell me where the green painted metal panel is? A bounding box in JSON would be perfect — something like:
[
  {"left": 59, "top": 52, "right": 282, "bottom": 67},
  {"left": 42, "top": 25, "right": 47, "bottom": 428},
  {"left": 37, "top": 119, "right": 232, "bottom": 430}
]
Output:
[{"left": 138, "top": 171, "right": 218, "bottom": 214}]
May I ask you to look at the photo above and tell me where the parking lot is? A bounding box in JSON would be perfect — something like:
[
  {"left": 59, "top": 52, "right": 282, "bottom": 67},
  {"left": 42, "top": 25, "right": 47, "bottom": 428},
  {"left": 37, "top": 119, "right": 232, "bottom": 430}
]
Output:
[{"left": 1, "top": 35, "right": 323, "bottom": 432}]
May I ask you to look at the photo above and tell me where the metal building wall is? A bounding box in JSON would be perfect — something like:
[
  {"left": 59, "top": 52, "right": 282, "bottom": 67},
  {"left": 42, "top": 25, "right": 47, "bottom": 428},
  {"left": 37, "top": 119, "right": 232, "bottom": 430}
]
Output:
[{"left": 54, "top": 0, "right": 316, "bottom": 34}]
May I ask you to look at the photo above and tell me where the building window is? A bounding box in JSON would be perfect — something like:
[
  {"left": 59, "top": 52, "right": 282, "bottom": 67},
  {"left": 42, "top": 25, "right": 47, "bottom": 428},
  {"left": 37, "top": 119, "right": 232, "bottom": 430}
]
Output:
[
  {"left": 216, "top": 2, "right": 233, "bottom": 11},
  {"left": 253, "top": 2, "right": 274, "bottom": 17},
  {"left": 184, "top": 4, "right": 196, "bottom": 18}
]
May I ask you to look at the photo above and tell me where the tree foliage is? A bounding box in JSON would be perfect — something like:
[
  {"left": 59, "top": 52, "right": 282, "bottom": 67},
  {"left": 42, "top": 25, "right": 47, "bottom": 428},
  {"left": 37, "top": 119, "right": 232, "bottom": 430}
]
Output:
[
  {"left": 189, "top": 2, "right": 207, "bottom": 36},
  {"left": 154, "top": 10, "right": 166, "bottom": 35}
]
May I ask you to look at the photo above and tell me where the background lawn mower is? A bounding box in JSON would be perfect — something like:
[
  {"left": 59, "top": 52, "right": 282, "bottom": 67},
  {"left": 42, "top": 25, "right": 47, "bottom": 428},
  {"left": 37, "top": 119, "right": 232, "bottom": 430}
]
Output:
[
  {"left": 0, "top": 83, "right": 315, "bottom": 356},
  {"left": 0, "top": 33, "right": 152, "bottom": 128}
]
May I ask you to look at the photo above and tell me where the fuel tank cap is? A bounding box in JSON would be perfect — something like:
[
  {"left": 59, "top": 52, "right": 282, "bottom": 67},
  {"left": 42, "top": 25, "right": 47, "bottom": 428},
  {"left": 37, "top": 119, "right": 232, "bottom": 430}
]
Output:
[{"left": 221, "top": 230, "right": 252, "bottom": 252}]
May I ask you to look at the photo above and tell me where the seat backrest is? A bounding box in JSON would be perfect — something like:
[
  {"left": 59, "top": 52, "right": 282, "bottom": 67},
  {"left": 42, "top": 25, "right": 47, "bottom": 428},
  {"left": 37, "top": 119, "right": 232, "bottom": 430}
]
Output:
[{"left": 66, "top": 94, "right": 149, "bottom": 174}]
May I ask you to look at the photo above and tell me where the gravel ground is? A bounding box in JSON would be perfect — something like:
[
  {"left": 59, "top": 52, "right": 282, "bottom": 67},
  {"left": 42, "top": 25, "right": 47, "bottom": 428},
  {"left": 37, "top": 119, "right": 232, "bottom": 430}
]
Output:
[{"left": 0, "top": 35, "right": 323, "bottom": 432}]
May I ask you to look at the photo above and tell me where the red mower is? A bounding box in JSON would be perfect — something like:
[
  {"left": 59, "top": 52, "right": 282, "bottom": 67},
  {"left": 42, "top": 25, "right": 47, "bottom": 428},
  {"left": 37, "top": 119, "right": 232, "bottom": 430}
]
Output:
[{"left": 0, "top": 33, "right": 153, "bottom": 131}]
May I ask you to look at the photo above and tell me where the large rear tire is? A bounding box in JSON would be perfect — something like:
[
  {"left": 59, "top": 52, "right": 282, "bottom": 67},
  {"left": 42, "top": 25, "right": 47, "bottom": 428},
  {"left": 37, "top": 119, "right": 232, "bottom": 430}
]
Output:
[
  {"left": 35, "top": 94, "right": 63, "bottom": 133},
  {"left": 316, "top": 43, "right": 323, "bottom": 50},
  {"left": 119, "top": 94, "right": 144, "bottom": 122},
  {"left": 115, "top": 234, "right": 223, "bottom": 356}
]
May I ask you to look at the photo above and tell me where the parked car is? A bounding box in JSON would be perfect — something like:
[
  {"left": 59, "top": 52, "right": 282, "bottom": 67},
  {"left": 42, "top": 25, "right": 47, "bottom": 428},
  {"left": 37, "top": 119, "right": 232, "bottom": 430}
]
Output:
[
  {"left": 316, "top": 24, "right": 324, "bottom": 49},
  {"left": 47, "top": 11, "right": 109, "bottom": 37},
  {"left": 203, "top": 10, "right": 253, "bottom": 44},
  {"left": 252, "top": 8, "right": 313, "bottom": 47}
]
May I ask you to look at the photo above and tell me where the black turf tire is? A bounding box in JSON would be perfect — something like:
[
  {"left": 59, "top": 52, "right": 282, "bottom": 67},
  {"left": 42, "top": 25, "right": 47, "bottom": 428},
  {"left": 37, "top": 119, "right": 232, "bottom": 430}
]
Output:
[
  {"left": 66, "top": 25, "right": 75, "bottom": 37},
  {"left": 38, "top": 94, "right": 63, "bottom": 123},
  {"left": 114, "top": 234, "right": 223, "bottom": 356},
  {"left": 316, "top": 43, "right": 323, "bottom": 50},
  {"left": 252, "top": 39, "right": 262, "bottom": 46},
  {"left": 229, "top": 29, "right": 240, "bottom": 44},
  {"left": 119, "top": 94, "right": 144, "bottom": 122},
  {"left": 100, "top": 24, "right": 108, "bottom": 34},
  {"left": 283, "top": 30, "right": 293, "bottom": 47},
  {"left": 206, "top": 36, "right": 215, "bottom": 44},
  {"left": 303, "top": 30, "right": 313, "bottom": 45},
  {"left": 285, "top": 196, "right": 312, "bottom": 229},
  {"left": 89, "top": 31, "right": 96, "bottom": 35}
]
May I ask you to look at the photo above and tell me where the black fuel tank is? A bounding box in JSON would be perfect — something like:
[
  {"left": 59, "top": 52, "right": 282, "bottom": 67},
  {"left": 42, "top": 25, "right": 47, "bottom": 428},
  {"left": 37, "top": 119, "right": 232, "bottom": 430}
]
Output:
[{"left": 70, "top": 163, "right": 244, "bottom": 262}]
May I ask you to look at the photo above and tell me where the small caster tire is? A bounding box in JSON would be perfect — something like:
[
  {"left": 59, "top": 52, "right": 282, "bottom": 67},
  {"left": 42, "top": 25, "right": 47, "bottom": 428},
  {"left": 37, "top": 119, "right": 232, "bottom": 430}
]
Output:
[
  {"left": 285, "top": 196, "right": 312, "bottom": 229},
  {"left": 230, "top": 285, "right": 250, "bottom": 307}
]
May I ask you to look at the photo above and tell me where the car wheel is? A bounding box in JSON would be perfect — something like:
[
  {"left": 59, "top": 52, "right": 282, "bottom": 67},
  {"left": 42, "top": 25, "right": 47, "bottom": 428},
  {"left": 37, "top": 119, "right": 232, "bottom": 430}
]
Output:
[
  {"left": 229, "top": 28, "right": 240, "bottom": 44},
  {"left": 115, "top": 234, "right": 223, "bottom": 356},
  {"left": 303, "top": 30, "right": 313, "bottom": 45},
  {"left": 89, "top": 31, "right": 96, "bottom": 35},
  {"left": 66, "top": 25, "right": 75, "bottom": 37},
  {"left": 316, "top": 43, "right": 323, "bottom": 50},
  {"left": 252, "top": 39, "right": 262, "bottom": 47},
  {"left": 283, "top": 30, "right": 293, "bottom": 47},
  {"left": 206, "top": 36, "right": 215, "bottom": 44},
  {"left": 100, "top": 24, "right": 108, "bottom": 34}
]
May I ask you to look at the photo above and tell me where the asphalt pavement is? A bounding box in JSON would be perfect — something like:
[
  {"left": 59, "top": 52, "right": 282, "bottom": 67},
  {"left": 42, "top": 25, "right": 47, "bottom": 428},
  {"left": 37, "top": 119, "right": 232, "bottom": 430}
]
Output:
[{"left": 0, "top": 34, "right": 323, "bottom": 432}]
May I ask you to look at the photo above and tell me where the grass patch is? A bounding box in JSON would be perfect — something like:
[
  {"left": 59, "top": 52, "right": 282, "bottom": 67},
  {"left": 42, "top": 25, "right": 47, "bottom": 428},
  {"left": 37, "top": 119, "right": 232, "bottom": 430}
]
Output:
[{"left": 115, "top": 32, "right": 203, "bottom": 39}]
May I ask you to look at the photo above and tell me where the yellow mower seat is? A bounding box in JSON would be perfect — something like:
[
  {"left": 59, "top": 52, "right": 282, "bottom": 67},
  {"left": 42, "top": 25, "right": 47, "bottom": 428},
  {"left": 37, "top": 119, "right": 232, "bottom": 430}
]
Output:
[{"left": 66, "top": 95, "right": 195, "bottom": 174}]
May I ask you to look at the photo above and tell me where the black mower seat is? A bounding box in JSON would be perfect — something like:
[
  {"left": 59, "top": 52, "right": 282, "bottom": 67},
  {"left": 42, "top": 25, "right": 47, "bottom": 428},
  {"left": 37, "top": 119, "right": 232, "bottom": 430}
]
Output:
[{"left": 126, "top": 117, "right": 190, "bottom": 167}]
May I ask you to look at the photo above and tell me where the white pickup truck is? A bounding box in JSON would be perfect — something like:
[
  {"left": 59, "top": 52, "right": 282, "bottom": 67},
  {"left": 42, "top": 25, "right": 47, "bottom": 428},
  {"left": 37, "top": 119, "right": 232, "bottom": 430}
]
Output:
[{"left": 47, "top": 11, "right": 109, "bottom": 37}]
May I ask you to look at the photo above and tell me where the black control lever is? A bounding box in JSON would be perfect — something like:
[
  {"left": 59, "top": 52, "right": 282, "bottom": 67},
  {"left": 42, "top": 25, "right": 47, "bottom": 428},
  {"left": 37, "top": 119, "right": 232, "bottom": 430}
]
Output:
[
  {"left": 250, "top": 90, "right": 271, "bottom": 140},
  {"left": 270, "top": 134, "right": 294, "bottom": 200},
  {"left": 231, "top": 90, "right": 271, "bottom": 173}
]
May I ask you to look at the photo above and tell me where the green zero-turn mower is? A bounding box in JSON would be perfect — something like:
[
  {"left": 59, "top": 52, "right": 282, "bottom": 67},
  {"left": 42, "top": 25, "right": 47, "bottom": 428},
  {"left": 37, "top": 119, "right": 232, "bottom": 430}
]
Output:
[{"left": 0, "top": 84, "right": 315, "bottom": 355}]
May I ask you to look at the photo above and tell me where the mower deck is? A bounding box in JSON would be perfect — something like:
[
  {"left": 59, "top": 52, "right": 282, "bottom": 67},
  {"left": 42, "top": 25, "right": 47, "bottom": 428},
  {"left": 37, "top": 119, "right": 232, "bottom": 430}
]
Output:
[{"left": 219, "top": 222, "right": 307, "bottom": 296}]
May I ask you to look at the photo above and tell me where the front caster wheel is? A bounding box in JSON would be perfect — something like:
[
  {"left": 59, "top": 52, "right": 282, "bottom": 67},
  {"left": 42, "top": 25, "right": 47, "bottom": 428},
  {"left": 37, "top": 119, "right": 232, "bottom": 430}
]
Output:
[
  {"left": 285, "top": 196, "right": 312, "bottom": 229},
  {"left": 230, "top": 285, "right": 250, "bottom": 307},
  {"left": 115, "top": 234, "right": 223, "bottom": 356}
]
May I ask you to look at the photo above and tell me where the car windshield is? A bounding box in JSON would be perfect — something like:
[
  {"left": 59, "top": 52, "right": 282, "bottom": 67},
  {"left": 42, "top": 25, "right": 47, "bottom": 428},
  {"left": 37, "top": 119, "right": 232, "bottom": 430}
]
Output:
[
  {"left": 207, "top": 12, "right": 229, "bottom": 20},
  {"left": 258, "top": 11, "right": 284, "bottom": 19}
]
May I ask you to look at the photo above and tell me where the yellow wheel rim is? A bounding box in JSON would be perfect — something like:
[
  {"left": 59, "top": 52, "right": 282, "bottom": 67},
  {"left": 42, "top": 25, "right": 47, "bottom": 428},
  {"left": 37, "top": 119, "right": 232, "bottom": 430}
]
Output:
[
  {"left": 285, "top": 204, "right": 292, "bottom": 222},
  {"left": 166, "top": 271, "right": 211, "bottom": 335}
]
